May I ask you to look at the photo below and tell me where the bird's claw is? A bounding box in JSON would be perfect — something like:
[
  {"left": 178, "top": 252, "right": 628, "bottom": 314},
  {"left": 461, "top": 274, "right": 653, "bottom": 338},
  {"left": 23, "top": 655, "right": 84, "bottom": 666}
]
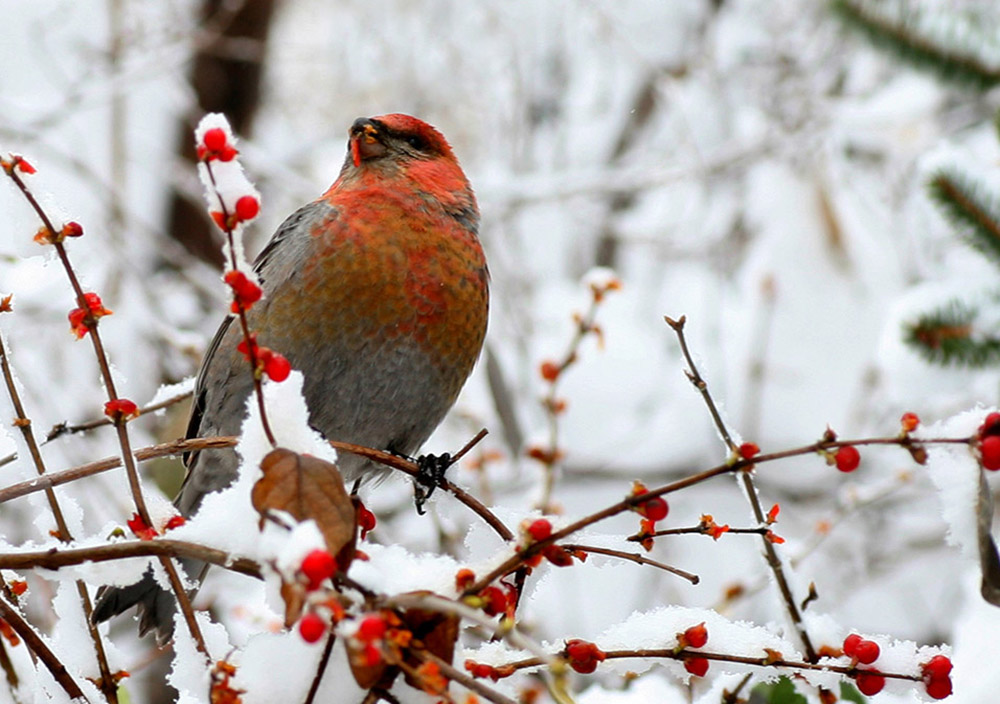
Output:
[{"left": 413, "top": 452, "right": 452, "bottom": 514}]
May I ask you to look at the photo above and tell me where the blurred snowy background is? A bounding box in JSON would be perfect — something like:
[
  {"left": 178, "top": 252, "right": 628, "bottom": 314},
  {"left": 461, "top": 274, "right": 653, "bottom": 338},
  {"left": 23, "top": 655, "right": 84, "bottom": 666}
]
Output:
[{"left": 1, "top": 1, "right": 1000, "bottom": 702}]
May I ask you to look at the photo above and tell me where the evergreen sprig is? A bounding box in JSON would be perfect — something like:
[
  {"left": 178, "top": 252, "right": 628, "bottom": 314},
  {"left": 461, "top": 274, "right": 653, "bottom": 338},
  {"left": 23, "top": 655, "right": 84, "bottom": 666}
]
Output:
[
  {"left": 904, "top": 300, "right": 1000, "bottom": 367},
  {"left": 928, "top": 170, "right": 1000, "bottom": 268},
  {"left": 831, "top": 0, "right": 1000, "bottom": 89}
]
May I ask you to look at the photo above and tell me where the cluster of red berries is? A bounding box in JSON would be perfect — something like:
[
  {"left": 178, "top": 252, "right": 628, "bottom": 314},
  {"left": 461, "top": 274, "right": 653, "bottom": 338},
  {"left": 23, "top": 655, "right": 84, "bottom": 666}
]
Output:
[
  {"left": 224, "top": 270, "right": 263, "bottom": 313},
  {"left": 296, "top": 549, "right": 340, "bottom": 643},
  {"left": 33, "top": 220, "right": 84, "bottom": 246},
  {"left": 738, "top": 442, "right": 760, "bottom": 461},
  {"left": 126, "top": 512, "right": 185, "bottom": 541},
  {"left": 843, "top": 634, "right": 883, "bottom": 694},
  {"left": 68, "top": 292, "right": 112, "bottom": 339},
  {"left": 678, "top": 623, "right": 710, "bottom": 677},
  {"left": 464, "top": 660, "right": 515, "bottom": 681},
  {"left": 210, "top": 195, "right": 261, "bottom": 232},
  {"left": 1, "top": 154, "right": 35, "bottom": 176},
  {"left": 104, "top": 398, "right": 138, "bottom": 422},
  {"left": 630, "top": 482, "right": 669, "bottom": 522},
  {"left": 198, "top": 127, "right": 238, "bottom": 162},
  {"left": 920, "top": 654, "right": 953, "bottom": 700},
  {"left": 349, "top": 615, "right": 388, "bottom": 666},
  {"left": 564, "top": 639, "right": 606, "bottom": 674},
  {"left": 977, "top": 412, "right": 1000, "bottom": 471},
  {"left": 517, "top": 519, "right": 580, "bottom": 568},
  {"left": 236, "top": 333, "right": 291, "bottom": 382}
]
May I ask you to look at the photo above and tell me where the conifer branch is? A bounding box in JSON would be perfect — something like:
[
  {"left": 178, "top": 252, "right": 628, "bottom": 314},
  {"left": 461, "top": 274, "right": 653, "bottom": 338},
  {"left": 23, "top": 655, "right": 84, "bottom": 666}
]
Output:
[{"left": 831, "top": 0, "right": 1000, "bottom": 88}]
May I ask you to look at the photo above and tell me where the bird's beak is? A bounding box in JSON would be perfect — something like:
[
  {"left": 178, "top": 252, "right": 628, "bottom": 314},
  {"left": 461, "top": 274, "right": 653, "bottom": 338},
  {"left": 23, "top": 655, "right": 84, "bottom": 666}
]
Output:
[{"left": 349, "top": 118, "right": 388, "bottom": 167}]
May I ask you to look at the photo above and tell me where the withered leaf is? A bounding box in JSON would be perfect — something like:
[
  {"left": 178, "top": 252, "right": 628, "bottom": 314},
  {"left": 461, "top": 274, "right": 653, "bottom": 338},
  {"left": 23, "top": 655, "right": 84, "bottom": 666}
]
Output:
[
  {"left": 399, "top": 593, "right": 460, "bottom": 689},
  {"left": 253, "top": 448, "right": 357, "bottom": 567}
]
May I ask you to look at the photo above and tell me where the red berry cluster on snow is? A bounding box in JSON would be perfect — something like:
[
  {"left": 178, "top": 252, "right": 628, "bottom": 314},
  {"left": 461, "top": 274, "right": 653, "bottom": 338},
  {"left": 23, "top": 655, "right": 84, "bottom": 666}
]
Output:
[
  {"left": 921, "top": 654, "right": 953, "bottom": 700},
  {"left": 564, "top": 639, "right": 606, "bottom": 674},
  {"left": 198, "top": 127, "right": 238, "bottom": 162},
  {"left": 682, "top": 622, "right": 709, "bottom": 649},
  {"left": 977, "top": 412, "right": 1000, "bottom": 471},
  {"left": 843, "top": 634, "right": 883, "bottom": 694},
  {"left": 224, "top": 270, "right": 263, "bottom": 312}
]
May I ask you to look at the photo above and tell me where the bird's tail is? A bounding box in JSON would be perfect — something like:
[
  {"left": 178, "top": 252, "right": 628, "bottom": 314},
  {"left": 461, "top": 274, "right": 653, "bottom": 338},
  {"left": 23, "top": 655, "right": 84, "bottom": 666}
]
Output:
[{"left": 92, "top": 570, "right": 179, "bottom": 646}]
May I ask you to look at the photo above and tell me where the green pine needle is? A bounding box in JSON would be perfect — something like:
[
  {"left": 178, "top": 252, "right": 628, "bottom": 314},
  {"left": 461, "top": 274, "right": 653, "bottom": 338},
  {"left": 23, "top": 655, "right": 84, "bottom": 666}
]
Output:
[
  {"left": 928, "top": 171, "right": 1000, "bottom": 268},
  {"left": 904, "top": 300, "right": 1000, "bottom": 367},
  {"left": 831, "top": 0, "right": 1000, "bottom": 89}
]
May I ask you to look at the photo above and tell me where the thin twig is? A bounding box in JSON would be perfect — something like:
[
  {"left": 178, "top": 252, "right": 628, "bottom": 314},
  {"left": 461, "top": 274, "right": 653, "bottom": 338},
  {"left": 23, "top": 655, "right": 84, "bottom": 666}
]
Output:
[
  {"left": 0, "top": 436, "right": 238, "bottom": 505},
  {"left": 303, "top": 631, "right": 336, "bottom": 704},
  {"left": 409, "top": 649, "right": 518, "bottom": 704},
  {"left": 0, "top": 540, "right": 262, "bottom": 578},
  {"left": 0, "top": 597, "right": 88, "bottom": 701},
  {"left": 665, "top": 315, "right": 817, "bottom": 662},
  {"left": 561, "top": 544, "right": 699, "bottom": 584},
  {"left": 45, "top": 391, "right": 193, "bottom": 442}
]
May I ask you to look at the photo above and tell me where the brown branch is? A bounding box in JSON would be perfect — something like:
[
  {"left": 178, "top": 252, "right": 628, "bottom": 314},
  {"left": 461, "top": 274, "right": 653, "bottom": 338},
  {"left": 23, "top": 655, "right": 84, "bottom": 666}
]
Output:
[
  {"left": 500, "top": 646, "right": 922, "bottom": 682},
  {"left": 44, "top": 390, "right": 193, "bottom": 442},
  {"left": 409, "top": 649, "right": 518, "bottom": 704},
  {"left": 0, "top": 436, "right": 238, "bottom": 505},
  {"left": 0, "top": 327, "right": 117, "bottom": 702},
  {"left": 303, "top": 631, "right": 336, "bottom": 704},
  {"left": 0, "top": 540, "right": 261, "bottom": 578},
  {"left": 561, "top": 544, "right": 699, "bottom": 584},
  {"left": 330, "top": 433, "right": 514, "bottom": 542},
  {"left": 0, "top": 597, "right": 88, "bottom": 700}
]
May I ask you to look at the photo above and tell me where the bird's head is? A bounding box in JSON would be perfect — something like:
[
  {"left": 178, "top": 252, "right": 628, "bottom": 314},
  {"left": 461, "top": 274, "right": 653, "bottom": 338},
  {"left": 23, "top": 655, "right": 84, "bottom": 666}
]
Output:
[
  {"left": 346, "top": 114, "right": 456, "bottom": 169},
  {"left": 335, "top": 114, "right": 476, "bottom": 221}
]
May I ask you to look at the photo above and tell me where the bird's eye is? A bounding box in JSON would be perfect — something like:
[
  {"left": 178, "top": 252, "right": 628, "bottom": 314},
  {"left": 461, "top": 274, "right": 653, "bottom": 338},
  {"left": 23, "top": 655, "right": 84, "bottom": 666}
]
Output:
[{"left": 405, "top": 134, "right": 428, "bottom": 151}]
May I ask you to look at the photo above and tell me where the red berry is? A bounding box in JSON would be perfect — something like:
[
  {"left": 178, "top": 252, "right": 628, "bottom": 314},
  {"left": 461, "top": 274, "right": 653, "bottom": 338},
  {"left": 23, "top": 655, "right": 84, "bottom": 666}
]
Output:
[
  {"left": 639, "top": 497, "right": 669, "bottom": 521},
  {"left": 980, "top": 412, "right": 1000, "bottom": 436},
  {"left": 854, "top": 639, "right": 880, "bottom": 664},
  {"left": 901, "top": 412, "right": 920, "bottom": 432},
  {"left": 298, "top": 612, "right": 326, "bottom": 643},
  {"left": 62, "top": 222, "right": 83, "bottom": 238},
  {"left": 540, "top": 360, "right": 560, "bottom": 382},
  {"left": 925, "top": 676, "right": 952, "bottom": 700},
  {"left": 357, "top": 615, "right": 386, "bottom": 642},
  {"left": 235, "top": 195, "right": 260, "bottom": 221},
  {"left": 203, "top": 128, "right": 227, "bottom": 152},
  {"left": 684, "top": 657, "right": 709, "bottom": 677},
  {"left": 265, "top": 353, "right": 291, "bottom": 382},
  {"left": 739, "top": 442, "right": 760, "bottom": 459},
  {"left": 569, "top": 657, "right": 598, "bottom": 674},
  {"left": 922, "top": 655, "right": 953, "bottom": 680},
  {"left": 565, "top": 639, "right": 593, "bottom": 662},
  {"left": 357, "top": 503, "right": 376, "bottom": 538},
  {"left": 300, "top": 549, "right": 336, "bottom": 589},
  {"left": 855, "top": 671, "right": 885, "bottom": 696},
  {"left": 684, "top": 623, "right": 708, "bottom": 649},
  {"left": 835, "top": 445, "right": 861, "bottom": 473},
  {"left": 527, "top": 519, "right": 552, "bottom": 542},
  {"left": 842, "top": 633, "right": 862, "bottom": 657},
  {"left": 981, "top": 435, "right": 1000, "bottom": 471},
  {"left": 480, "top": 586, "right": 508, "bottom": 616},
  {"left": 15, "top": 157, "right": 36, "bottom": 174}
]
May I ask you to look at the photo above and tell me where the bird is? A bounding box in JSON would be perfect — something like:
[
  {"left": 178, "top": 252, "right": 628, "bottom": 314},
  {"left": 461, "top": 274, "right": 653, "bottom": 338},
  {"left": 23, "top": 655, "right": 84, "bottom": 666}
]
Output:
[{"left": 93, "top": 114, "right": 489, "bottom": 643}]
